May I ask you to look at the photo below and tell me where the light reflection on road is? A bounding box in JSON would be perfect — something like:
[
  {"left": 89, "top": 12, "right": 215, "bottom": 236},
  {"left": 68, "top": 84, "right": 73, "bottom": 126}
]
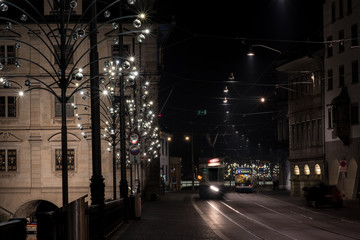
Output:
[{"left": 26, "top": 234, "right": 37, "bottom": 240}]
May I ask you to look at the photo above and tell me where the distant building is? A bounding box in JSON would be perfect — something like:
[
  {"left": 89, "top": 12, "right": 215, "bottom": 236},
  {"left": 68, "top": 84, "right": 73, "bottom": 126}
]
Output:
[
  {"left": 323, "top": 0, "right": 360, "bottom": 200},
  {"left": 159, "top": 131, "right": 172, "bottom": 189}
]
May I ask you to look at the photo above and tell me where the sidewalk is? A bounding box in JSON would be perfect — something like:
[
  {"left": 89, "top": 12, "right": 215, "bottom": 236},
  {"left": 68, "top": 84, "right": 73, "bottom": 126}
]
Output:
[{"left": 107, "top": 191, "right": 221, "bottom": 240}]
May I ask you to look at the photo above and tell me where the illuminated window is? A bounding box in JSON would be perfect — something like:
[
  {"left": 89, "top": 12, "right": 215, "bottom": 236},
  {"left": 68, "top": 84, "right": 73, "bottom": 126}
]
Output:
[
  {"left": 294, "top": 165, "right": 300, "bottom": 176},
  {"left": 315, "top": 164, "right": 321, "bottom": 175},
  {"left": 0, "top": 149, "right": 17, "bottom": 172},
  {"left": 55, "top": 149, "right": 75, "bottom": 171},
  {"left": 304, "top": 164, "right": 310, "bottom": 175}
]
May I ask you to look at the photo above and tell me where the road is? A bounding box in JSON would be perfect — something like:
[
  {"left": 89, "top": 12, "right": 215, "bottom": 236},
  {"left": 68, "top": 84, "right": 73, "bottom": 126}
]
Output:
[
  {"left": 109, "top": 191, "right": 360, "bottom": 240},
  {"left": 195, "top": 192, "right": 360, "bottom": 240}
]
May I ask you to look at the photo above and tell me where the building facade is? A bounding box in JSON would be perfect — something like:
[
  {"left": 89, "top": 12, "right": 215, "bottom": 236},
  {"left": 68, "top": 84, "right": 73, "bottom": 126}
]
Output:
[
  {"left": 0, "top": 1, "right": 164, "bottom": 220},
  {"left": 277, "top": 54, "right": 325, "bottom": 197},
  {"left": 323, "top": 0, "right": 360, "bottom": 200}
]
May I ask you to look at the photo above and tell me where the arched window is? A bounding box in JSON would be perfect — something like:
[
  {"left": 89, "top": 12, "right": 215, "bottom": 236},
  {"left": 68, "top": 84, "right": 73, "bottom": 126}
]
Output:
[
  {"left": 294, "top": 165, "right": 300, "bottom": 175},
  {"left": 315, "top": 164, "right": 321, "bottom": 175},
  {"left": 304, "top": 164, "right": 310, "bottom": 175}
]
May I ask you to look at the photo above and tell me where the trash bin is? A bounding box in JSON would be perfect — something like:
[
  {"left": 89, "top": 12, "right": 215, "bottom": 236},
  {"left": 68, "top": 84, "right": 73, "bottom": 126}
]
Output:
[{"left": 135, "top": 194, "right": 141, "bottom": 218}]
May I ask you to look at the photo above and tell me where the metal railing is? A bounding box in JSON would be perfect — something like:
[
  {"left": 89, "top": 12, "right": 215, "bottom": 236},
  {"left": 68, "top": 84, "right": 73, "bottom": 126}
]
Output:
[{"left": 0, "top": 218, "right": 27, "bottom": 240}]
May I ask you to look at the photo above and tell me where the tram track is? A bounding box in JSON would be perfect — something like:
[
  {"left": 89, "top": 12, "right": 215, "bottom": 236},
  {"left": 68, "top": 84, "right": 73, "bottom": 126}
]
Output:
[
  {"left": 192, "top": 194, "right": 297, "bottom": 240},
  {"left": 222, "top": 193, "right": 360, "bottom": 240}
]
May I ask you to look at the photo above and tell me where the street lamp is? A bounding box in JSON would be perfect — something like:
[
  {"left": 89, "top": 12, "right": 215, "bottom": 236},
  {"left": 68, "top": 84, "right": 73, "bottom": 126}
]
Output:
[
  {"left": 246, "top": 44, "right": 282, "bottom": 56},
  {"left": 185, "top": 134, "right": 195, "bottom": 191}
]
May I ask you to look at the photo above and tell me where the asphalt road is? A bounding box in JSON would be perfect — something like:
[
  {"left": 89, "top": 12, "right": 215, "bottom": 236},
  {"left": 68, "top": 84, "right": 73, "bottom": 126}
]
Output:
[{"left": 108, "top": 191, "right": 360, "bottom": 240}]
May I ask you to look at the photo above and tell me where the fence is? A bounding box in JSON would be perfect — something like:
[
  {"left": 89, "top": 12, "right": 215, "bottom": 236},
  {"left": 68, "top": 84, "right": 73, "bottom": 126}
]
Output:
[{"left": 35, "top": 194, "right": 141, "bottom": 240}]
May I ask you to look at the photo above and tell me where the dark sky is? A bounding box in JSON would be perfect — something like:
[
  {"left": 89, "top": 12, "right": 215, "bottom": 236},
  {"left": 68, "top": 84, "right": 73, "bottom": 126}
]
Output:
[{"left": 155, "top": 0, "right": 324, "bottom": 160}]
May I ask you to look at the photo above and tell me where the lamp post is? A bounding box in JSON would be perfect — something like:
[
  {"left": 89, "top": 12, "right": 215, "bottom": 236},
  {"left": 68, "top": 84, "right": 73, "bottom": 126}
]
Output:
[
  {"left": 185, "top": 135, "right": 195, "bottom": 191},
  {"left": 246, "top": 44, "right": 281, "bottom": 56}
]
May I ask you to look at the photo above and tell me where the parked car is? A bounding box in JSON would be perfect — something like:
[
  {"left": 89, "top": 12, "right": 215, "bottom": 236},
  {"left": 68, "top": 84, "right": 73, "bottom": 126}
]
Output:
[{"left": 303, "top": 183, "right": 343, "bottom": 208}]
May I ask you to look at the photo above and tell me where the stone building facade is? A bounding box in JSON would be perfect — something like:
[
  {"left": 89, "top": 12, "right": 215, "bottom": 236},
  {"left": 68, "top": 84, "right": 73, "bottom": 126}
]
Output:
[
  {"left": 277, "top": 54, "right": 324, "bottom": 197},
  {"left": 323, "top": 0, "right": 360, "bottom": 200}
]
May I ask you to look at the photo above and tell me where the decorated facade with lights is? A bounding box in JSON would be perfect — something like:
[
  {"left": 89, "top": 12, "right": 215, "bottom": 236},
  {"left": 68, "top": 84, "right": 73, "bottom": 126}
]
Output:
[{"left": 0, "top": 0, "right": 166, "bottom": 217}]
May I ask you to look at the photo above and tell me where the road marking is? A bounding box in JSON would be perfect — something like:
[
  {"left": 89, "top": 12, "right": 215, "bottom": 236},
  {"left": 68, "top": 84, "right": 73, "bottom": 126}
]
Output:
[
  {"left": 207, "top": 201, "right": 264, "bottom": 239},
  {"left": 191, "top": 195, "right": 230, "bottom": 240},
  {"left": 220, "top": 201, "right": 298, "bottom": 240}
]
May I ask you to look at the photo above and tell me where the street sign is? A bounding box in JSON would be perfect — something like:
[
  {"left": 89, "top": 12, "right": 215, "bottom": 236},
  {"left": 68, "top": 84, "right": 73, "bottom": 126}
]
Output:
[
  {"left": 130, "top": 145, "right": 140, "bottom": 156},
  {"left": 130, "top": 145, "right": 140, "bottom": 164},
  {"left": 197, "top": 109, "right": 207, "bottom": 115},
  {"left": 129, "top": 132, "right": 140, "bottom": 144},
  {"left": 340, "top": 160, "right": 347, "bottom": 172}
]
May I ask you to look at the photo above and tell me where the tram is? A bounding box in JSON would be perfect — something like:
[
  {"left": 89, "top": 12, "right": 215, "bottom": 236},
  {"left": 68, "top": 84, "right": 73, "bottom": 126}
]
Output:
[
  {"left": 198, "top": 158, "right": 225, "bottom": 199},
  {"left": 234, "top": 167, "right": 254, "bottom": 193}
]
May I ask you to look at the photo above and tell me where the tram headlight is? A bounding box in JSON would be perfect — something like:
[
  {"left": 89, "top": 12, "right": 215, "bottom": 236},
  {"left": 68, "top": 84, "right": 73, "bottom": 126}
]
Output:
[{"left": 210, "top": 185, "right": 219, "bottom": 192}]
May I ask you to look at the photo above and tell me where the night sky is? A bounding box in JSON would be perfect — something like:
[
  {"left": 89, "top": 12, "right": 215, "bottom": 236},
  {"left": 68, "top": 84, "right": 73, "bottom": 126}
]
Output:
[{"left": 154, "top": 0, "right": 324, "bottom": 166}]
